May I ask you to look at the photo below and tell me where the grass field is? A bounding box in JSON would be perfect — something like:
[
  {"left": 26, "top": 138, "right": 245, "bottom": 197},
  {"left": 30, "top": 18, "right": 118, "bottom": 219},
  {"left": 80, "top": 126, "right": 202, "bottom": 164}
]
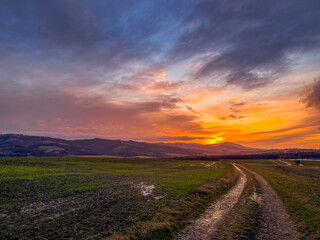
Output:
[
  {"left": 297, "top": 160, "right": 320, "bottom": 167},
  {"left": 0, "top": 157, "right": 236, "bottom": 239},
  {"left": 243, "top": 160, "right": 320, "bottom": 239}
]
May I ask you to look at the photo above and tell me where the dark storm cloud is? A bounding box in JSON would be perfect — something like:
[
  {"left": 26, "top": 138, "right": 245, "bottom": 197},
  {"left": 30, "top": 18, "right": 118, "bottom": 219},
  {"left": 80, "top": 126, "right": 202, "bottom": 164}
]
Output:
[
  {"left": 4, "top": 0, "right": 319, "bottom": 90},
  {"left": 0, "top": 0, "right": 189, "bottom": 85},
  {"left": 303, "top": 78, "right": 320, "bottom": 110},
  {"left": 0, "top": 0, "right": 154, "bottom": 52},
  {"left": 174, "top": 0, "right": 320, "bottom": 89}
]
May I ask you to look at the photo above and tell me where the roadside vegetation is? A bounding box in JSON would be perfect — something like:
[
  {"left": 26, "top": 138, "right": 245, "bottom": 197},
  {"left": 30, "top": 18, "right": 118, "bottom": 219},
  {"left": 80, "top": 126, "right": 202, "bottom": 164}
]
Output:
[
  {"left": 244, "top": 161, "right": 320, "bottom": 239},
  {"left": 0, "top": 157, "right": 236, "bottom": 239}
]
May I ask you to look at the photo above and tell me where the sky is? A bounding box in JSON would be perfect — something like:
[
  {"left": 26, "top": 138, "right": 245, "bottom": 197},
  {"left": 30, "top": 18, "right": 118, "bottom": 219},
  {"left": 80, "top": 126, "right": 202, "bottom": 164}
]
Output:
[{"left": 1, "top": 0, "right": 320, "bottom": 149}]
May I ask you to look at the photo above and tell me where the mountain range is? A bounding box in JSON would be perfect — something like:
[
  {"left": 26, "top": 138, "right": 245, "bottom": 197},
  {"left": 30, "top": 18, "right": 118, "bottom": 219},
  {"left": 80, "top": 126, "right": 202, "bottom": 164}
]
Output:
[{"left": 0, "top": 134, "right": 319, "bottom": 158}]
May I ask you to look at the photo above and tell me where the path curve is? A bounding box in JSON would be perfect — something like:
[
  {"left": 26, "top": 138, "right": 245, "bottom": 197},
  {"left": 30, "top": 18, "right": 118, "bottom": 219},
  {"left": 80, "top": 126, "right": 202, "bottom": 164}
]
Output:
[
  {"left": 175, "top": 164, "right": 247, "bottom": 240},
  {"left": 241, "top": 166, "right": 301, "bottom": 240}
]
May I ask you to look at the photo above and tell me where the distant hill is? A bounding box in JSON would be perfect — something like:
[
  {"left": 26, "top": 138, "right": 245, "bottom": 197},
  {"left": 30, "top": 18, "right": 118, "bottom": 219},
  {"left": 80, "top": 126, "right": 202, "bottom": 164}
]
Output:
[
  {"left": 0, "top": 134, "right": 262, "bottom": 157},
  {"left": 0, "top": 134, "right": 319, "bottom": 158},
  {"left": 160, "top": 142, "right": 261, "bottom": 155}
]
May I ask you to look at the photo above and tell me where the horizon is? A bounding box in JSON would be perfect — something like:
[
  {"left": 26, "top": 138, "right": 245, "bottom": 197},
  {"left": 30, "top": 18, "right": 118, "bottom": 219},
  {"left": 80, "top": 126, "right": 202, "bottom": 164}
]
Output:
[
  {"left": 1, "top": 1, "right": 320, "bottom": 149},
  {"left": 2, "top": 132, "right": 320, "bottom": 151}
]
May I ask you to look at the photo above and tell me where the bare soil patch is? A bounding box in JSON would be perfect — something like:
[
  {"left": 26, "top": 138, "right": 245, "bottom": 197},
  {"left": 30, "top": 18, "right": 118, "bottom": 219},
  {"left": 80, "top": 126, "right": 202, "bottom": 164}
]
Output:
[{"left": 135, "top": 182, "right": 164, "bottom": 200}]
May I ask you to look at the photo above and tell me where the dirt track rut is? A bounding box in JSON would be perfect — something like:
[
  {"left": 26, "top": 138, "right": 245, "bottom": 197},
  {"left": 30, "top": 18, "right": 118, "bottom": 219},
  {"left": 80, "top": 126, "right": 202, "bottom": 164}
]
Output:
[
  {"left": 241, "top": 166, "right": 301, "bottom": 240},
  {"left": 175, "top": 164, "right": 247, "bottom": 240}
]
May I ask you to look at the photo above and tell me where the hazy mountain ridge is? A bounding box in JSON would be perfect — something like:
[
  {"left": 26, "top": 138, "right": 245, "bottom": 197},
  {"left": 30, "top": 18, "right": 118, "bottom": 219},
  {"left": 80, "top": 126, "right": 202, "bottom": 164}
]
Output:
[
  {"left": 161, "top": 142, "right": 262, "bottom": 155},
  {"left": 0, "top": 134, "right": 319, "bottom": 158}
]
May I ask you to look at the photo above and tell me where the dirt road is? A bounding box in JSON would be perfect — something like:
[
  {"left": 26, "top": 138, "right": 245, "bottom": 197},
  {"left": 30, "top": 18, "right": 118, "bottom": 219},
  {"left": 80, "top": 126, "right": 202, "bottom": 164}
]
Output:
[
  {"left": 278, "top": 159, "right": 292, "bottom": 166},
  {"left": 241, "top": 166, "right": 301, "bottom": 240},
  {"left": 174, "top": 164, "right": 247, "bottom": 240}
]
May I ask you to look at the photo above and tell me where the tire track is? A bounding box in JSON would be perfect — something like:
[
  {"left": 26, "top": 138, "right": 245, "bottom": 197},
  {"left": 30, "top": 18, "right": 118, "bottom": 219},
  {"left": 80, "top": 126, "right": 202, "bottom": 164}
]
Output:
[
  {"left": 174, "top": 164, "right": 247, "bottom": 240},
  {"left": 241, "top": 166, "right": 301, "bottom": 240}
]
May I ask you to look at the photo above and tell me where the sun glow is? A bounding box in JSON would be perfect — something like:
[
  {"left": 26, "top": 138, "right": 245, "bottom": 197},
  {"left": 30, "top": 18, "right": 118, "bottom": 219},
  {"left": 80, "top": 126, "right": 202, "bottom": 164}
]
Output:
[{"left": 204, "top": 133, "right": 224, "bottom": 144}]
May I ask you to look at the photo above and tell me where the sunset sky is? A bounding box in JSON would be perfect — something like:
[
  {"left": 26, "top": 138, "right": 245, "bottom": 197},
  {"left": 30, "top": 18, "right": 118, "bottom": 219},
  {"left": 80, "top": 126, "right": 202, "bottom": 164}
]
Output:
[{"left": 1, "top": 0, "right": 320, "bottom": 149}]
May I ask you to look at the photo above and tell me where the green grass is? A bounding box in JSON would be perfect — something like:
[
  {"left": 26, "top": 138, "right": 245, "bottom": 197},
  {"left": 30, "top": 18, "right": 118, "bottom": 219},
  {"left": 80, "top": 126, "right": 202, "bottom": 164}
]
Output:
[
  {"left": 230, "top": 159, "right": 277, "bottom": 165},
  {"left": 0, "top": 157, "right": 235, "bottom": 239},
  {"left": 0, "top": 165, "right": 67, "bottom": 180},
  {"left": 244, "top": 161, "right": 320, "bottom": 239},
  {"left": 298, "top": 160, "right": 320, "bottom": 167}
]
